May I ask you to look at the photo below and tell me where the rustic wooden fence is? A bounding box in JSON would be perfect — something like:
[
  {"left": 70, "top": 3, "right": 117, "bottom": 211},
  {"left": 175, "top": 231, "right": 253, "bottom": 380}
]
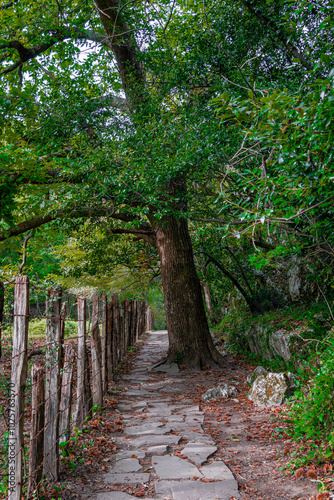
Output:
[{"left": 3, "top": 276, "right": 154, "bottom": 499}]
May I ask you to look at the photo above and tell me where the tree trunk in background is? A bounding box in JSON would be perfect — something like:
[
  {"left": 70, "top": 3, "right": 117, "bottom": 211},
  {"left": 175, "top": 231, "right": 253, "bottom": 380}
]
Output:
[
  {"left": 203, "top": 285, "right": 214, "bottom": 321},
  {"left": 154, "top": 215, "right": 226, "bottom": 369}
]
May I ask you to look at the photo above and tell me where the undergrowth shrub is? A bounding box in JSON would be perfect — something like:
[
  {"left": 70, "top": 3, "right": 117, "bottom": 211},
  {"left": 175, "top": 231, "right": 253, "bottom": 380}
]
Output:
[
  {"left": 213, "top": 306, "right": 251, "bottom": 353},
  {"left": 287, "top": 331, "right": 334, "bottom": 461}
]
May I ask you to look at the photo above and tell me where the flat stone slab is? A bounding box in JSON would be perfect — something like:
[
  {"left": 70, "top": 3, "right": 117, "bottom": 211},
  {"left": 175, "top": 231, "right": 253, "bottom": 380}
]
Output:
[
  {"left": 143, "top": 383, "right": 165, "bottom": 390},
  {"left": 130, "top": 434, "right": 181, "bottom": 448},
  {"left": 165, "top": 415, "right": 184, "bottom": 422},
  {"left": 152, "top": 363, "right": 180, "bottom": 374},
  {"left": 111, "top": 458, "right": 141, "bottom": 473},
  {"left": 152, "top": 455, "right": 203, "bottom": 480},
  {"left": 126, "top": 389, "right": 151, "bottom": 396},
  {"left": 182, "top": 443, "right": 217, "bottom": 465},
  {"left": 155, "top": 479, "right": 240, "bottom": 500},
  {"left": 146, "top": 444, "right": 168, "bottom": 454},
  {"left": 125, "top": 422, "right": 171, "bottom": 436},
  {"left": 200, "top": 461, "right": 235, "bottom": 480},
  {"left": 185, "top": 415, "right": 205, "bottom": 425},
  {"left": 116, "top": 450, "right": 146, "bottom": 459},
  {"left": 104, "top": 472, "right": 150, "bottom": 485},
  {"left": 94, "top": 492, "right": 138, "bottom": 500},
  {"left": 131, "top": 401, "right": 148, "bottom": 408},
  {"left": 181, "top": 432, "right": 215, "bottom": 445}
]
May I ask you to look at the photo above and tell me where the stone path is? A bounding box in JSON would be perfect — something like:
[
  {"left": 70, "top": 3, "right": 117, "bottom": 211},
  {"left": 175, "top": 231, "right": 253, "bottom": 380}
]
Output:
[{"left": 93, "top": 331, "right": 240, "bottom": 500}]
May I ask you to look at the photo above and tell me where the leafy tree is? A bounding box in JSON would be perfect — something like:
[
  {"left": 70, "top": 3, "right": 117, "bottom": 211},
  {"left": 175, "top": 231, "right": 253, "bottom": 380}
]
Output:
[{"left": 1, "top": 0, "right": 333, "bottom": 368}]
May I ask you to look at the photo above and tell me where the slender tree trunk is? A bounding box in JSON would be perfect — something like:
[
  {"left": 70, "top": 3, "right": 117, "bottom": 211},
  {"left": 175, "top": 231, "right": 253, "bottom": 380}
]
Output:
[
  {"left": 203, "top": 284, "right": 214, "bottom": 321},
  {"left": 153, "top": 214, "right": 226, "bottom": 369}
]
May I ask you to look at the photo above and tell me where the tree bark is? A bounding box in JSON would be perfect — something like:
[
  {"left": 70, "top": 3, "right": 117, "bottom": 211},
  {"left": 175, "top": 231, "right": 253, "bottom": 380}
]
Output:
[{"left": 154, "top": 215, "right": 227, "bottom": 369}]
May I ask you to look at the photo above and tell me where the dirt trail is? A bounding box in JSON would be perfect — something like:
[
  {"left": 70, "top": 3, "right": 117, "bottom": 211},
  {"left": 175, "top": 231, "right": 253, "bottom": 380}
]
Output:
[{"left": 62, "top": 331, "right": 321, "bottom": 500}]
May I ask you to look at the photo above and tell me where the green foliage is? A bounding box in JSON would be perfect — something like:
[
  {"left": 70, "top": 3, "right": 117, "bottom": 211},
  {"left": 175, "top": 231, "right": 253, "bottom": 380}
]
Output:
[
  {"left": 214, "top": 305, "right": 251, "bottom": 354},
  {"left": 287, "top": 332, "right": 334, "bottom": 462},
  {"left": 3, "top": 318, "right": 78, "bottom": 339}
]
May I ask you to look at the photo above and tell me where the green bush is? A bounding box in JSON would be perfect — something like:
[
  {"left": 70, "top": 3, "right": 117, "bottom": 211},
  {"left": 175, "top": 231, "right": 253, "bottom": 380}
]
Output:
[
  {"left": 287, "top": 332, "right": 334, "bottom": 460},
  {"left": 214, "top": 306, "right": 251, "bottom": 353}
]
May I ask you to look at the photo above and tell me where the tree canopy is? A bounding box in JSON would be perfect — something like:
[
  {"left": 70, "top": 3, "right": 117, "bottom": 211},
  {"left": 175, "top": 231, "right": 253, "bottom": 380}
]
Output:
[{"left": 1, "top": 0, "right": 333, "bottom": 366}]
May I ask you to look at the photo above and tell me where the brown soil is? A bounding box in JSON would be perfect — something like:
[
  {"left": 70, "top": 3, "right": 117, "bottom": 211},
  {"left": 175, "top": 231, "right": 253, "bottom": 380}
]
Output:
[{"left": 42, "top": 337, "right": 332, "bottom": 500}]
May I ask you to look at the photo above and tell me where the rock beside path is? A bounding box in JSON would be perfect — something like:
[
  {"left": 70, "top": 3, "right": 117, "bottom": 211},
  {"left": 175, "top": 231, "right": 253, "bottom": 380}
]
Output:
[{"left": 247, "top": 371, "right": 296, "bottom": 407}]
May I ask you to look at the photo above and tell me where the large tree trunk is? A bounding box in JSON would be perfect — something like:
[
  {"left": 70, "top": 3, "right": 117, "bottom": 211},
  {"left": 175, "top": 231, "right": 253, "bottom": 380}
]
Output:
[{"left": 154, "top": 214, "right": 227, "bottom": 369}]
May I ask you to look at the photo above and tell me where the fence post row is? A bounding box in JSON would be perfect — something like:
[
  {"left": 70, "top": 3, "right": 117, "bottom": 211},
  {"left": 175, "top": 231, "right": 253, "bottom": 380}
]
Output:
[
  {"left": 6, "top": 280, "right": 155, "bottom": 498},
  {"left": 101, "top": 295, "right": 108, "bottom": 395},
  {"left": 44, "top": 289, "right": 62, "bottom": 482},
  {"left": 106, "top": 301, "right": 113, "bottom": 384},
  {"left": 8, "top": 276, "right": 29, "bottom": 500}
]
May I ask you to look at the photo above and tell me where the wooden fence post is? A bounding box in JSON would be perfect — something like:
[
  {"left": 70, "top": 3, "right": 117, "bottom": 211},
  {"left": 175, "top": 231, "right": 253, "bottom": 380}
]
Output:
[
  {"left": 120, "top": 300, "right": 125, "bottom": 359},
  {"left": 28, "top": 363, "right": 44, "bottom": 498},
  {"left": 112, "top": 295, "right": 120, "bottom": 364},
  {"left": 141, "top": 301, "right": 146, "bottom": 335},
  {"left": 8, "top": 275, "right": 29, "bottom": 500},
  {"left": 106, "top": 301, "right": 113, "bottom": 382},
  {"left": 135, "top": 301, "right": 142, "bottom": 341},
  {"left": 59, "top": 344, "right": 75, "bottom": 449},
  {"left": 44, "top": 289, "right": 62, "bottom": 482},
  {"left": 101, "top": 295, "right": 108, "bottom": 394},
  {"left": 75, "top": 297, "right": 92, "bottom": 428},
  {"left": 132, "top": 301, "right": 137, "bottom": 344},
  {"left": 125, "top": 299, "right": 131, "bottom": 351},
  {"left": 91, "top": 295, "right": 103, "bottom": 407},
  {"left": 59, "top": 302, "right": 66, "bottom": 373}
]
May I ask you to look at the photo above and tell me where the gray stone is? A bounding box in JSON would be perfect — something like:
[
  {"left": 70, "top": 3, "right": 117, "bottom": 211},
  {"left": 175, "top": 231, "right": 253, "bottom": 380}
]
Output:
[
  {"left": 143, "top": 383, "right": 165, "bottom": 390},
  {"left": 110, "top": 458, "right": 141, "bottom": 473},
  {"left": 245, "top": 325, "right": 273, "bottom": 361},
  {"left": 152, "top": 455, "right": 202, "bottom": 480},
  {"left": 125, "top": 422, "right": 165, "bottom": 435},
  {"left": 269, "top": 329, "right": 292, "bottom": 362},
  {"left": 181, "top": 432, "right": 215, "bottom": 445},
  {"left": 116, "top": 450, "right": 146, "bottom": 459},
  {"left": 182, "top": 443, "right": 217, "bottom": 465},
  {"left": 126, "top": 389, "right": 150, "bottom": 396},
  {"left": 104, "top": 472, "right": 150, "bottom": 485},
  {"left": 166, "top": 415, "right": 184, "bottom": 422},
  {"left": 155, "top": 479, "right": 240, "bottom": 500},
  {"left": 130, "top": 434, "right": 181, "bottom": 448},
  {"left": 185, "top": 415, "right": 204, "bottom": 425},
  {"left": 288, "top": 264, "right": 301, "bottom": 301},
  {"left": 200, "top": 461, "right": 235, "bottom": 480},
  {"left": 94, "top": 492, "right": 138, "bottom": 500},
  {"left": 131, "top": 401, "right": 148, "bottom": 408},
  {"left": 246, "top": 366, "right": 268, "bottom": 386},
  {"left": 153, "top": 363, "right": 180, "bottom": 374},
  {"left": 202, "top": 384, "right": 238, "bottom": 401},
  {"left": 247, "top": 372, "right": 295, "bottom": 407},
  {"left": 146, "top": 444, "right": 168, "bottom": 454}
]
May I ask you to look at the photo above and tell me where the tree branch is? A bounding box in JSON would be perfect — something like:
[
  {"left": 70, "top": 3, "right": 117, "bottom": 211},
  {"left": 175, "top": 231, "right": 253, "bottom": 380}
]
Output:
[
  {"left": 240, "top": 0, "right": 312, "bottom": 71},
  {"left": 0, "top": 207, "right": 134, "bottom": 242}
]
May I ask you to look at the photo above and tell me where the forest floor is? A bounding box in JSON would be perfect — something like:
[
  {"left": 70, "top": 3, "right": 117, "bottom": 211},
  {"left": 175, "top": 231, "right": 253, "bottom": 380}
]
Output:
[{"left": 56, "top": 330, "right": 334, "bottom": 500}]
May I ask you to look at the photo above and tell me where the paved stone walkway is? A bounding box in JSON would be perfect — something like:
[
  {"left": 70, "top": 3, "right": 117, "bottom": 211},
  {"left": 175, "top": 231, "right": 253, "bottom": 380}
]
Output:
[{"left": 94, "top": 331, "right": 240, "bottom": 500}]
